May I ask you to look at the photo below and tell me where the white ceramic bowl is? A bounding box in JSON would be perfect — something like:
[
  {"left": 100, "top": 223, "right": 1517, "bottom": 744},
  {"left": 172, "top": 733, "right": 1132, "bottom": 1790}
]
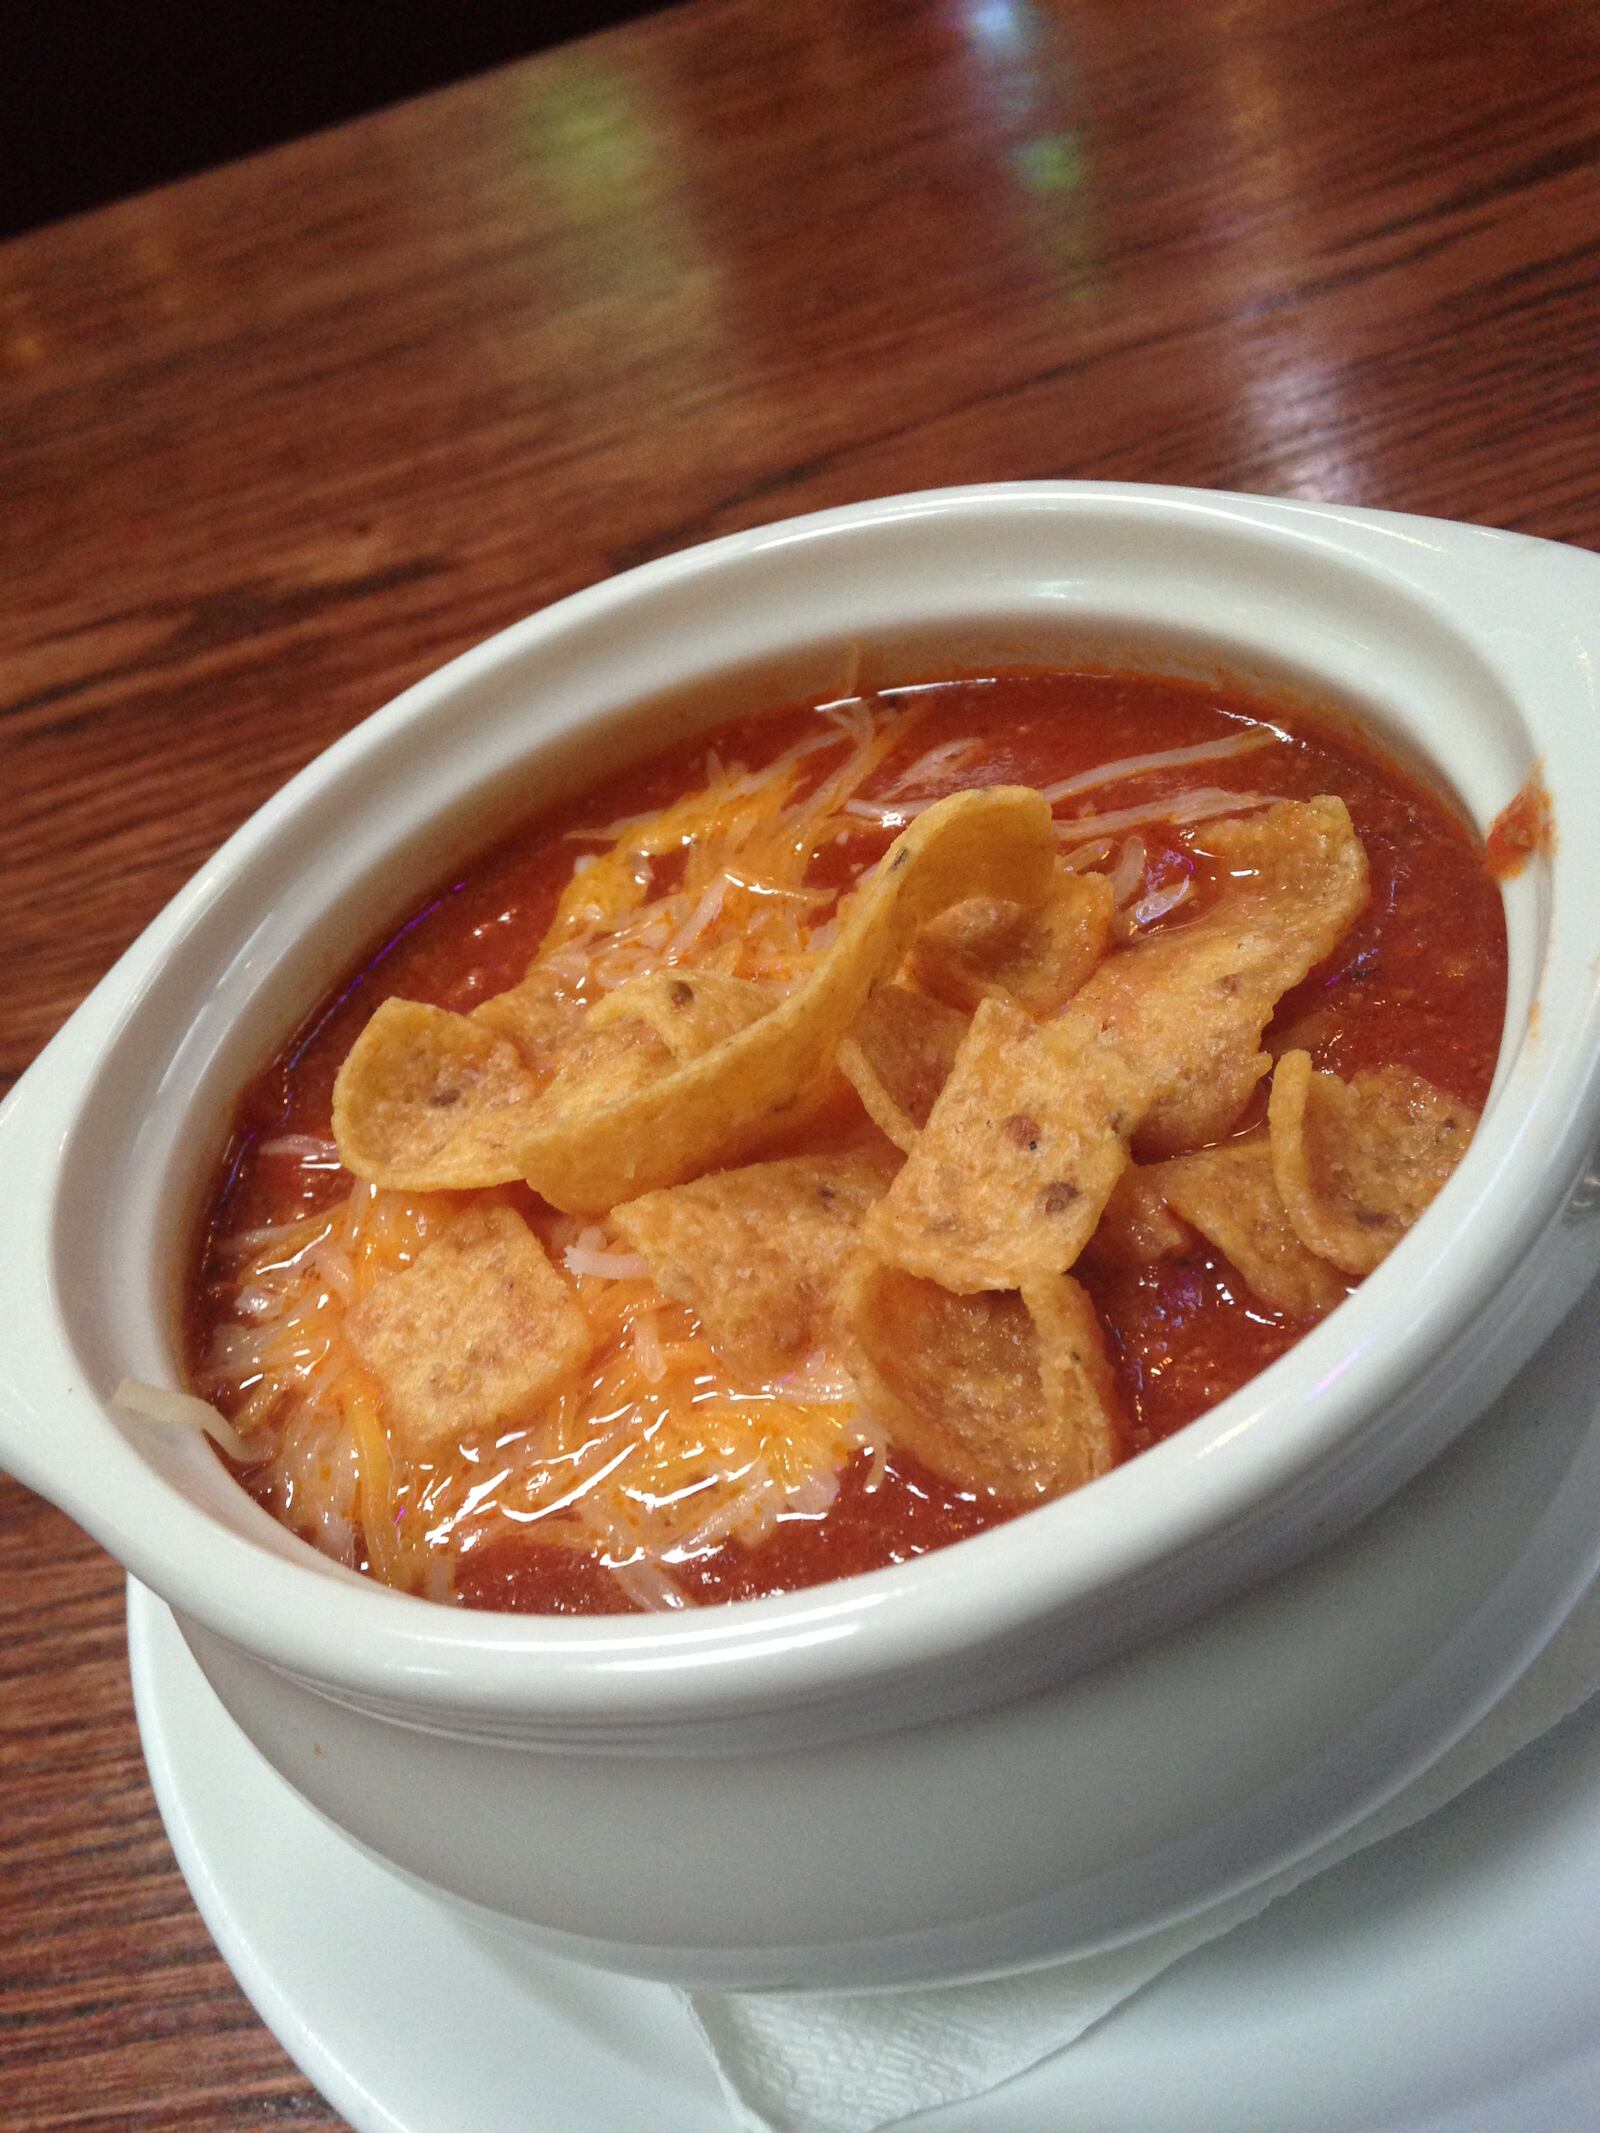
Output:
[{"left": 4, "top": 484, "right": 1600, "bottom": 1988}]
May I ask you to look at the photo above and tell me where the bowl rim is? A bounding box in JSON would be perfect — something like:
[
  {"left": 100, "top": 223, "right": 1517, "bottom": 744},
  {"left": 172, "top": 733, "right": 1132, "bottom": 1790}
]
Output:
[{"left": 7, "top": 479, "right": 1600, "bottom": 1732}]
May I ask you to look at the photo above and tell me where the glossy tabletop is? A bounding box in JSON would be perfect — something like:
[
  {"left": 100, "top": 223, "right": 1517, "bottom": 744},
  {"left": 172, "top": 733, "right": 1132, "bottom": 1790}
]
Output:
[{"left": 3, "top": 1, "right": 1599, "bottom": 2124}]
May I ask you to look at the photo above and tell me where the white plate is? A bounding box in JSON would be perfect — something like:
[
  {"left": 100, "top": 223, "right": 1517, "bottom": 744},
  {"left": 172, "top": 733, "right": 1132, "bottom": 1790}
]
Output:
[{"left": 130, "top": 1588, "right": 1600, "bottom": 2131}]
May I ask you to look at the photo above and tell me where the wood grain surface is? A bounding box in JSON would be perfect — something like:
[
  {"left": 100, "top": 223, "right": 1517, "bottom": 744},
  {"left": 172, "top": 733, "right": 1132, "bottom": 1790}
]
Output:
[{"left": 3, "top": 0, "right": 1599, "bottom": 2122}]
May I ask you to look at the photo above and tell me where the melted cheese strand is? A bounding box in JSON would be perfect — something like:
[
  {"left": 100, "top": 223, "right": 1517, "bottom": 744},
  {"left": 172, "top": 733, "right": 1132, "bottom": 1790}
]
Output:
[{"left": 1040, "top": 726, "right": 1279, "bottom": 802}]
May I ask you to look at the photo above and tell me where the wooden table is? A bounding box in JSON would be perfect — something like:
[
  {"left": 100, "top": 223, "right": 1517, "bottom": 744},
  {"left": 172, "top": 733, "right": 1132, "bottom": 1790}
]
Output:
[{"left": 3, "top": 0, "right": 1598, "bottom": 2123}]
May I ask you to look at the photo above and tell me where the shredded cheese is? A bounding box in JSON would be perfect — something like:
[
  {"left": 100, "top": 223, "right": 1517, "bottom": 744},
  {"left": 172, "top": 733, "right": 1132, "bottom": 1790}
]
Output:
[
  {"left": 202, "top": 1188, "right": 873, "bottom": 1599},
  {"left": 1039, "top": 726, "right": 1280, "bottom": 803},
  {"left": 1056, "top": 787, "right": 1279, "bottom": 847},
  {"left": 114, "top": 1377, "right": 265, "bottom": 1465}
]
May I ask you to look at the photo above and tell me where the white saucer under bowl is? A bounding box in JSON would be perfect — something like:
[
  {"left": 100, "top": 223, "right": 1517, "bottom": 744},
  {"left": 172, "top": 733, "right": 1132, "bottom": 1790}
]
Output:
[
  {"left": 131, "top": 1275, "right": 1600, "bottom": 2129},
  {"left": 130, "top": 1590, "right": 1600, "bottom": 2133}
]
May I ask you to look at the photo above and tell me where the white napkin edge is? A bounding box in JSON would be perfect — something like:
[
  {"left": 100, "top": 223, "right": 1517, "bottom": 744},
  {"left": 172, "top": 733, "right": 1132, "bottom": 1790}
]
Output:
[{"left": 688, "top": 1578, "right": 1600, "bottom": 2133}]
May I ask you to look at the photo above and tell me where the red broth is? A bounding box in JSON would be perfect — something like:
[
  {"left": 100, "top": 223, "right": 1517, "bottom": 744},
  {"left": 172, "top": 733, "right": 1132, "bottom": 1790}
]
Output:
[{"left": 187, "top": 670, "right": 1506, "bottom": 1612}]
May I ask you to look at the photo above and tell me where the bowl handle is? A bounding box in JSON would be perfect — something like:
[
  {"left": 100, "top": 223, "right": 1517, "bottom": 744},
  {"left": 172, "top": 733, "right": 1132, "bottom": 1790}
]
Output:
[{"left": 0, "top": 1003, "right": 119, "bottom": 1509}]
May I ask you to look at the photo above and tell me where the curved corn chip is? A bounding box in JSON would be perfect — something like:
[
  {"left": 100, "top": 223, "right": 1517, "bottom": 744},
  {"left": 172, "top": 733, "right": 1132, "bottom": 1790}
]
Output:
[
  {"left": 1157, "top": 1133, "right": 1347, "bottom": 1316},
  {"left": 519, "top": 787, "right": 1055, "bottom": 1209},
  {"left": 1268, "top": 1049, "right": 1478, "bottom": 1276},
  {"left": 837, "top": 984, "right": 970, "bottom": 1153},
  {"left": 910, "top": 866, "right": 1114, "bottom": 1017},
  {"left": 589, "top": 969, "right": 774, "bottom": 1061},
  {"left": 475, "top": 969, "right": 769, "bottom": 1078},
  {"left": 842, "top": 1257, "right": 1118, "bottom": 1497},
  {"left": 613, "top": 1144, "right": 900, "bottom": 1375},
  {"left": 335, "top": 787, "right": 1053, "bottom": 1206},
  {"left": 331, "top": 1001, "right": 546, "bottom": 1189},
  {"left": 542, "top": 1012, "right": 677, "bottom": 1106},
  {"left": 471, "top": 975, "right": 583, "bottom": 1068}
]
